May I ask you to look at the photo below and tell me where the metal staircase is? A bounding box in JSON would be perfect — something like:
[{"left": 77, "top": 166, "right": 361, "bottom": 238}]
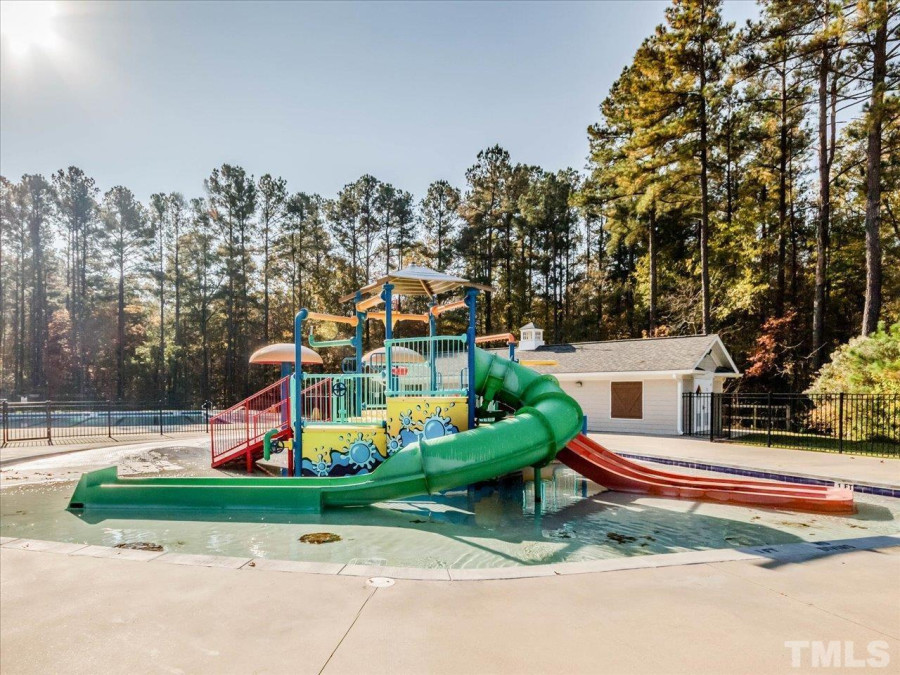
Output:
[{"left": 210, "top": 375, "right": 293, "bottom": 472}]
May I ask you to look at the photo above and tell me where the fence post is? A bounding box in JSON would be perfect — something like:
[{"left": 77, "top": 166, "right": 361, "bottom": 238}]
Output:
[
  {"left": 107, "top": 400, "right": 112, "bottom": 438},
  {"left": 838, "top": 392, "right": 844, "bottom": 454},
  {"left": 46, "top": 401, "right": 52, "bottom": 445},
  {"left": 709, "top": 394, "right": 715, "bottom": 442},
  {"left": 687, "top": 393, "right": 693, "bottom": 436},
  {"left": 726, "top": 394, "right": 732, "bottom": 440},
  {"left": 767, "top": 392, "right": 772, "bottom": 447},
  {"left": 204, "top": 400, "right": 211, "bottom": 433},
  {"left": 2, "top": 400, "right": 8, "bottom": 445},
  {"left": 159, "top": 400, "right": 164, "bottom": 436}
]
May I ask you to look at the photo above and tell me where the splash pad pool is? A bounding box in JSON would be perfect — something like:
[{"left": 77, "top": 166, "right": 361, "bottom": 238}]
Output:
[
  {"left": 2, "top": 448, "right": 896, "bottom": 570},
  {"left": 10, "top": 267, "right": 873, "bottom": 571}
]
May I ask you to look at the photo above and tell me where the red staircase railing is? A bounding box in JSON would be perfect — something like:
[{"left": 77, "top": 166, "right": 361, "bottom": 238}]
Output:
[{"left": 210, "top": 375, "right": 292, "bottom": 467}]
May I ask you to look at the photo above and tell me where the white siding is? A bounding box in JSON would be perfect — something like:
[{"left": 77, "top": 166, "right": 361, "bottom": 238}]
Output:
[{"left": 559, "top": 378, "right": 679, "bottom": 435}]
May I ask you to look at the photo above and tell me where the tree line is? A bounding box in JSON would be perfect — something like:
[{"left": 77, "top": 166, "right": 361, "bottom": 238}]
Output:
[
  {"left": 0, "top": 159, "right": 587, "bottom": 406},
  {"left": 585, "top": 0, "right": 897, "bottom": 390},
  {"left": 0, "top": 0, "right": 896, "bottom": 406}
]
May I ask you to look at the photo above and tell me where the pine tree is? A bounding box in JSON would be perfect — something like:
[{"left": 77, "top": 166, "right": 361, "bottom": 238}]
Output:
[
  {"left": 102, "top": 186, "right": 149, "bottom": 400},
  {"left": 51, "top": 167, "right": 100, "bottom": 398},
  {"left": 459, "top": 145, "right": 512, "bottom": 332},
  {"left": 420, "top": 180, "right": 461, "bottom": 272},
  {"left": 205, "top": 164, "right": 257, "bottom": 401},
  {"left": 182, "top": 197, "right": 222, "bottom": 403},
  {"left": 857, "top": 0, "right": 898, "bottom": 334},
  {"left": 257, "top": 174, "right": 288, "bottom": 342}
]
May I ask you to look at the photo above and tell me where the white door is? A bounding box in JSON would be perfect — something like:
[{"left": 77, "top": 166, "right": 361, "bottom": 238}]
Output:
[{"left": 693, "top": 375, "right": 713, "bottom": 433}]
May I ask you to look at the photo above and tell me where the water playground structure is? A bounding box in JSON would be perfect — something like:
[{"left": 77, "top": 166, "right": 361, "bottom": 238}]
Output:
[{"left": 69, "top": 266, "right": 854, "bottom": 514}]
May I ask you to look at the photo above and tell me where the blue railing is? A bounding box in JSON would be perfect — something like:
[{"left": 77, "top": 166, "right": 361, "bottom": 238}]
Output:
[
  {"left": 300, "top": 373, "right": 386, "bottom": 425},
  {"left": 381, "top": 335, "right": 468, "bottom": 397}
]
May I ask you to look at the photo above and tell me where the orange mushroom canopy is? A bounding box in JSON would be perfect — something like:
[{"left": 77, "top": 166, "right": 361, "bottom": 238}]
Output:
[{"left": 249, "top": 343, "right": 323, "bottom": 366}]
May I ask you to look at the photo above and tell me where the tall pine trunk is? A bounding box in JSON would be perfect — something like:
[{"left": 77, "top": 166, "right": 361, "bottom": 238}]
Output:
[
  {"left": 28, "top": 206, "right": 46, "bottom": 394},
  {"left": 648, "top": 210, "right": 657, "bottom": 333},
  {"left": 775, "top": 64, "right": 788, "bottom": 318},
  {"left": 158, "top": 226, "right": 165, "bottom": 402},
  {"left": 225, "top": 215, "right": 235, "bottom": 404},
  {"left": 263, "top": 220, "right": 270, "bottom": 343},
  {"left": 698, "top": 19, "right": 712, "bottom": 335},
  {"left": 861, "top": 0, "right": 887, "bottom": 336},
  {"left": 15, "top": 231, "right": 25, "bottom": 393},
  {"left": 117, "top": 255, "right": 125, "bottom": 400},
  {"left": 172, "top": 218, "right": 182, "bottom": 405},
  {"left": 812, "top": 46, "right": 831, "bottom": 368}
]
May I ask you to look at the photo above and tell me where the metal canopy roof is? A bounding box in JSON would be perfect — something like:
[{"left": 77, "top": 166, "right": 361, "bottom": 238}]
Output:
[{"left": 339, "top": 265, "right": 493, "bottom": 302}]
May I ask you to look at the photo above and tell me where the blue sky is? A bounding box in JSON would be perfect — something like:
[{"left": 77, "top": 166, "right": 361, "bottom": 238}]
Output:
[{"left": 0, "top": 1, "right": 760, "bottom": 201}]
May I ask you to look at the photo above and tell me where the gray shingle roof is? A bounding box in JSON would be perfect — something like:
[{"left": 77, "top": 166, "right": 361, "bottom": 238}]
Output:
[{"left": 491, "top": 334, "right": 735, "bottom": 375}]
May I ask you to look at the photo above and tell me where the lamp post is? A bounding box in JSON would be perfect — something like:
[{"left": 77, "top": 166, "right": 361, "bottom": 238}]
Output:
[
  {"left": 354, "top": 291, "right": 364, "bottom": 415},
  {"left": 382, "top": 283, "right": 394, "bottom": 393}
]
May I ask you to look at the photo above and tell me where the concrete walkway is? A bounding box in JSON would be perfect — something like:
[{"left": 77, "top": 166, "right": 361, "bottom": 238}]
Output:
[
  {"left": 2, "top": 543, "right": 898, "bottom": 674},
  {"left": 591, "top": 433, "right": 900, "bottom": 490}
]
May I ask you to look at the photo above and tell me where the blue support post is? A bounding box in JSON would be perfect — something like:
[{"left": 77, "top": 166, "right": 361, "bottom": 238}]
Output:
[
  {"left": 383, "top": 284, "right": 394, "bottom": 340},
  {"left": 354, "top": 291, "right": 364, "bottom": 414},
  {"left": 464, "top": 287, "right": 478, "bottom": 429},
  {"left": 293, "top": 309, "right": 308, "bottom": 477},
  {"left": 428, "top": 298, "right": 437, "bottom": 391},
  {"left": 354, "top": 292, "right": 364, "bottom": 373},
  {"left": 382, "top": 284, "right": 394, "bottom": 392},
  {"left": 428, "top": 299, "right": 436, "bottom": 337},
  {"left": 508, "top": 341, "right": 516, "bottom": 362}
]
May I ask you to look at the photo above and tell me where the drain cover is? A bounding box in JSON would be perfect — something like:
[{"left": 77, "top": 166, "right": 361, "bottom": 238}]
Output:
[{"left": 367, "top": 577, "right": 395, "bottom": 588}]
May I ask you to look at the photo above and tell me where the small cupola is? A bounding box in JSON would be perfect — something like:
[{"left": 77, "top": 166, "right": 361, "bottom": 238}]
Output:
[{"left": 519, "top": 322, "right": 544, "bottom": 351}]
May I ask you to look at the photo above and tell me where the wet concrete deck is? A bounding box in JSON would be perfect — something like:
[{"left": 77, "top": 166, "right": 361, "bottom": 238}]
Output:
[{"left": 2, "top": 434, "right": 898, "bottom": 672}]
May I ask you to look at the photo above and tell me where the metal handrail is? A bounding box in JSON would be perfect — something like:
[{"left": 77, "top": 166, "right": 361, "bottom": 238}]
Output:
[{"left": 308, "top": 327, "right": 354, "bottom": 348}]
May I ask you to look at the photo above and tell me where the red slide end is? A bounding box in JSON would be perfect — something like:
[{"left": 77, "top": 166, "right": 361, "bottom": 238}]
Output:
[{"left": 557, "top": 434, "right": 855, "bottom": 514}]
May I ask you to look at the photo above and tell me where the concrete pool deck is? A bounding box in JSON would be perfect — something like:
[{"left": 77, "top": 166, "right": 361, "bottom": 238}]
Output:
[
  {"left": 590, "top": 432, "right": 900, "bottom": 491},
  {"left": 2, "top": 435, "right": 899, "bottom": 672},
  {"left": 2, "top": 539, "right": 898, "bottom": 674},
  {"left": 0, "top": 433, "right": 209, "bottom": 467}
]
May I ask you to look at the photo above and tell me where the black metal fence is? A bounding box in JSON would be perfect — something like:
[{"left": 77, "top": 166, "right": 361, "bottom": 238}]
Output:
[
  {"left": 1, "top": 400, "right": 216, "bottom": 446},
  {"left": 682, "top": 392, "right": 900, "bottom": 458}
]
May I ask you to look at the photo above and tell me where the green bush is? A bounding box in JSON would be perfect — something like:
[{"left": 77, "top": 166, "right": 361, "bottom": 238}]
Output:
[
  {"left": 808, "top": 322, "right": 900, "bottom": 395},
  {"left": 807, "top": 323, "right": 900, "bottom": 448}
]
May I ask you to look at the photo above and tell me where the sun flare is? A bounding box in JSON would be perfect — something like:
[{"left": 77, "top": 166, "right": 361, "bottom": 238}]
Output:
[{"left": 0, "top": 1, "right": 59, "bottom": 55}]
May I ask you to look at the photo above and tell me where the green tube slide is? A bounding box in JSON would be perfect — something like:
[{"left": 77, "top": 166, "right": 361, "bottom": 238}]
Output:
[{"left": 67, "top": 349, "right": 583, "bottom": 513}]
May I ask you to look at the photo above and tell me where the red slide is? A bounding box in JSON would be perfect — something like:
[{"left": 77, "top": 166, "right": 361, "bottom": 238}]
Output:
[{"left": 557, "top": 434, "right": 855, "bottom": 513}]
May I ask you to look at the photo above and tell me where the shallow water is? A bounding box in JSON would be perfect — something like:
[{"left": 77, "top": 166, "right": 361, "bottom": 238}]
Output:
[{"left": 2, "top": 465, "right": 897, "bottom": 569}]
